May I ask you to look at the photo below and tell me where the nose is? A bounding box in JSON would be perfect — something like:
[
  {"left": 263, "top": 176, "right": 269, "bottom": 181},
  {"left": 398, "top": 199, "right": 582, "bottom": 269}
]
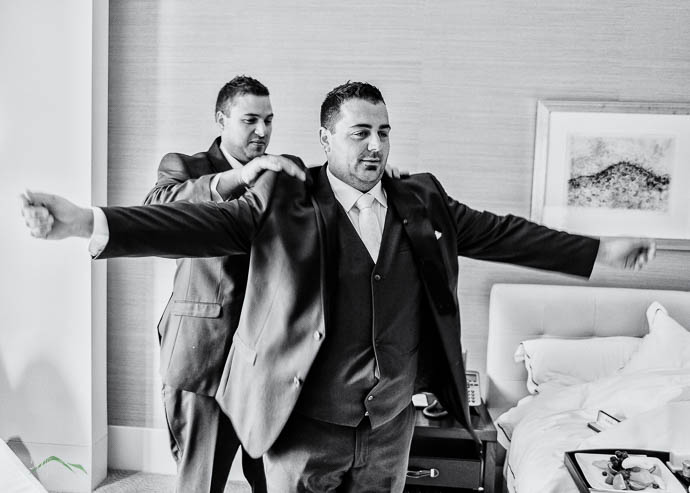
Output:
[
  {"left": 367, "top": 134, "right": 381, "bottom": 152},
  {"left": 254, "top": 121, "right": 266, "bottom": 137}
]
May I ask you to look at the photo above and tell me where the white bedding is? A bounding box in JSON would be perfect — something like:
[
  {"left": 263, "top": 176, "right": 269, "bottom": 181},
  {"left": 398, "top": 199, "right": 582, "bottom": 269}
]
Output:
[{"left": 500, "top": 368, "right": 690, "bottom": 493}]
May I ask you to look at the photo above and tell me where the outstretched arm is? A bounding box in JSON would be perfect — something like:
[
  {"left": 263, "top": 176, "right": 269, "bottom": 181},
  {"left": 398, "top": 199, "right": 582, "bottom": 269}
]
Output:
[
  {"left": 21, "top": 188, "right": 263, "bottom": 258},
  {"left": 21, "top": 167, "right": 304, "bottom": 259},
  {"left": 426, "top": 174, "right": 656, "bottom": 276}
]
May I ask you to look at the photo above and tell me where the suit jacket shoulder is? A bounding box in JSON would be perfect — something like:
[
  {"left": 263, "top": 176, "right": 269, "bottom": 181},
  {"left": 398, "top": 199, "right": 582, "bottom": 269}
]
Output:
[
  {"left": 144, "top": 138, "right": 231, "bottom": 205},
  {"left": 159, "top": 149, "right": 216, "bottom": 177}
]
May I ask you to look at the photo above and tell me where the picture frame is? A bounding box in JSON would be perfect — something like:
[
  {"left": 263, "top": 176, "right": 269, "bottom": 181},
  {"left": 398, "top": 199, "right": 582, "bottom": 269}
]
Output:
[{"left": 531, "top": 100, "right": 690, "bottom": 250}]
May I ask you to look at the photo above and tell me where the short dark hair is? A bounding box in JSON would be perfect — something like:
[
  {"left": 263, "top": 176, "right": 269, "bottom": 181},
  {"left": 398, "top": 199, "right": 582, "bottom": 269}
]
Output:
[
  {"left": 215, "top": 75, "right": 269, "bottom": 115},
  {"left": 320, "top": 81, "right": 385, "bottom": 130}
]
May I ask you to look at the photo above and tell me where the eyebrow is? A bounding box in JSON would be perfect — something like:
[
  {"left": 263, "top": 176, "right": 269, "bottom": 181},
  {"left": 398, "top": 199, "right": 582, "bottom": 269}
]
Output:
[
  {"left": 350, "top": 123, "right": 391, "bottom": 130},
  {"left": 242, "top": 112, "right": 274, "bottom": 118}
]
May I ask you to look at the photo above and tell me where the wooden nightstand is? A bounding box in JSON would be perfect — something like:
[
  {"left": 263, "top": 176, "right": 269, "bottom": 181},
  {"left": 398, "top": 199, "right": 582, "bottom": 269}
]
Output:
[{"left": 404, "top": 403, "right": 500, "bottom": 492}]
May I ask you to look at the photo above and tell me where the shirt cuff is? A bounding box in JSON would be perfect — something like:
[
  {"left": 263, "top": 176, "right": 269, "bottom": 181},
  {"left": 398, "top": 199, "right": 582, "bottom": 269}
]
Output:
[
  {"left": 88, "top": 207, "right": 110, "bottom": 257},
  {"left": 210, "top": 173, "right": 224, "bottom": 202}
]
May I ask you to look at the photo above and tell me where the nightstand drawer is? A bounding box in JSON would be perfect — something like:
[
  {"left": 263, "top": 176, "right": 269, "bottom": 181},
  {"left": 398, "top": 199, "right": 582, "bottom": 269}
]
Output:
[
  {"left": 409, "top": 405, "right": 499, "bottom": 492},
  {"left": 406, "top": 456, "right": 481, "bottom": 488}
]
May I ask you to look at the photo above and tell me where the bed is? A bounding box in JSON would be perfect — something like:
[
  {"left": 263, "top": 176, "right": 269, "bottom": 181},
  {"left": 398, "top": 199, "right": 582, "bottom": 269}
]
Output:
[{"left": 485, "top": 283, "right": 690, "bottom": 493}]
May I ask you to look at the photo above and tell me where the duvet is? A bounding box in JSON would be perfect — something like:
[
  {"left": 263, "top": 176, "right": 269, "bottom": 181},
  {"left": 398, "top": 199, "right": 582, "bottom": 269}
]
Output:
[{"left": 498, "top": 368, "right": 690, "bottom": 493}]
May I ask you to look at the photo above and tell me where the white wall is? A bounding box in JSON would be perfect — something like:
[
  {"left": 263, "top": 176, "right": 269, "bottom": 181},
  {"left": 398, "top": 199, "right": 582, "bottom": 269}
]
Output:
[{"left": 0, "top": 0, "right": 108, "bottom": 491}]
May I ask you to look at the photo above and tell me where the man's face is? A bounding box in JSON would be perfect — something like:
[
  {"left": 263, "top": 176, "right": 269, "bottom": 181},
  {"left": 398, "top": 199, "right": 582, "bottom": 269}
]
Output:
[
  {"left": 321, "top": 99, "right": 390, "bottom": 192},
  {"left": 217, "top": 94, "right": 273, "bottom": 163}
]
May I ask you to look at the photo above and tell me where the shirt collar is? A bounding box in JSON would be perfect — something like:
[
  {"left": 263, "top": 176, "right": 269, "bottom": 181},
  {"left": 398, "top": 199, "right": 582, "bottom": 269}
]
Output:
[
  {"left": 326, "top": 165, "right": 387, "bottom": 213},
  {"left": 219, "top": 144, "right": 245, "bottom": 170}
]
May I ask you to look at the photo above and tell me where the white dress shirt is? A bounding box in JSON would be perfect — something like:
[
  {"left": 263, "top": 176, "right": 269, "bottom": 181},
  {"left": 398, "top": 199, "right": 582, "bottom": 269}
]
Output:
[
  {"left": 325, "top": 166, "right": 388, "bottom": 240},
  {"left": 89, "top": 207, "right": 110, "bottom": 257}
]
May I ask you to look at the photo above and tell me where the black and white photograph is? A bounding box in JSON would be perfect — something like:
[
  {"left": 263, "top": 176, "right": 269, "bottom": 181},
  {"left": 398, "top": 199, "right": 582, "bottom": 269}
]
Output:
[
  {"left": 567, "top": 135, "right": 673, "bottom": 212},
  {"left": 2, "top": 2, "right": 690, "bottom": 493},
  {"left": 532, "top": 101, "right": 690, "bottom": 247}
]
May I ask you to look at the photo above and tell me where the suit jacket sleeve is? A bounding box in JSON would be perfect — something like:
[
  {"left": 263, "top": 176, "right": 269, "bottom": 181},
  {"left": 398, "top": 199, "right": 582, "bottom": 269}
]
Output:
[
  {"left": 429, "top": 175, "right": 600, "bottom": 277},
  {"left": 99, "top": 170, "right": 281, "bottom": 259},
  {"left": 143, "top": 152, "right": 242, "bottom": 205}
]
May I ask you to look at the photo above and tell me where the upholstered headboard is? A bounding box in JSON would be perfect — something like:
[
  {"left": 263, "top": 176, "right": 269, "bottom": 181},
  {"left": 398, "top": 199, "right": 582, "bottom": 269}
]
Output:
[{"left": 485, "top": 283, "right": 690, "bottom": 416}]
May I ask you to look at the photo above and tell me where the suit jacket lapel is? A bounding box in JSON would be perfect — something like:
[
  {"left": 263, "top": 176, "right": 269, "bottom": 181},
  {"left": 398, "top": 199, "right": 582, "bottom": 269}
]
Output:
[
  {"left": 310, "top": 164, "right": 340, "bottom": 237},
  {"left": 374, "top": 201, "right": 402, "bottom": 273},
  {"left": 309, "top": 165, "right": 340, "bottom": 324},
  {"left": 383, "top": 174, "right": 455, "bottom": 315},
  {"left": 207, "top": 137, "right": 233, "bottom": 173}
]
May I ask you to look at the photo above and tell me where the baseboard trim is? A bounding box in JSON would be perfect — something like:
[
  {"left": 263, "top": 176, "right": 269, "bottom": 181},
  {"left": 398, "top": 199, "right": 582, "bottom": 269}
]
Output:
[
  {"left": 107, "top": 425, "right": 176, "bottom": 475},
  {"left": 107, "top": 425, "right": 244, "bottom": 479}
]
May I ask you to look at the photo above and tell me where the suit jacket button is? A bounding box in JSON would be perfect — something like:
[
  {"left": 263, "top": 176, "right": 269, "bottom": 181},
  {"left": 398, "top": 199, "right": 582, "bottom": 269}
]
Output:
[
  {"left": 402, "top": 218, "right": 408, "bottom": 225},
  {"left": 293, "top": 376, "right": 302, "bottom": 386},
  {"left": 374, "top": 274, "right": 382, "bottom": 281}
]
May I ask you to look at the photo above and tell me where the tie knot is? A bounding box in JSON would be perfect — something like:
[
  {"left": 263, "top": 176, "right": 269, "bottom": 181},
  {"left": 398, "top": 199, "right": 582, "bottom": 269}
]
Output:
[{"left": 355, "top": 193, "right": 376, "bottom": 211}]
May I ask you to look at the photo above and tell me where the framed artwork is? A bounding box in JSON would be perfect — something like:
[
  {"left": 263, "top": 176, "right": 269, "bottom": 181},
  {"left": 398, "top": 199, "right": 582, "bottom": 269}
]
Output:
[{"left": 531, "top": 101, "right": 690, "bottom": 250}]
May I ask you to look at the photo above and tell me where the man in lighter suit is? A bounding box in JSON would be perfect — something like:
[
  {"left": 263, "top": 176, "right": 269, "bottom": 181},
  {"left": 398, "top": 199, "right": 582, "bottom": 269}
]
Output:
[
  {"left": 22, "top": 81, "right": 655, "bottom": 492},
  {"left": 142, "top": 75, "right": 280, "bottom": 493}
]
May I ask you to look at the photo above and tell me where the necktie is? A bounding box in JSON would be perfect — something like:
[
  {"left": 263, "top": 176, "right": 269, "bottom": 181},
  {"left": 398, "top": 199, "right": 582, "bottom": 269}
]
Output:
[{"left": 355, "top": 193, "right": 382, "bottom": 262}]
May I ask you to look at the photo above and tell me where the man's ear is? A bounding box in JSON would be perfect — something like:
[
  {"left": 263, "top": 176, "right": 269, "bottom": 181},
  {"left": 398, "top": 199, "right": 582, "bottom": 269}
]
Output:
[
  {"left": 216, "top": 111, "right": 226, "bottom": 129},
  {"left": 319, "top": 127, "right": 331, "bottom": 153}
]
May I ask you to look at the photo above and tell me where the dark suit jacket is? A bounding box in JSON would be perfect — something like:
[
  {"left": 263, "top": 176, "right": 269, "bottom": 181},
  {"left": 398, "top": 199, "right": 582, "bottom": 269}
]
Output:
[
  {"left": 142, "top": 138, "right": 248, "bottom": 396},
  {"left": 100, "top": 163, "right": 599, "bottom": 457}
]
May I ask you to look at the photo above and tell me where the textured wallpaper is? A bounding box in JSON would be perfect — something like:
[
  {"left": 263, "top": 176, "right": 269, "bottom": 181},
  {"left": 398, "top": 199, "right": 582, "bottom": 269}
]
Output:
[{"left": 108, "top": 0, "right": 690, "bottom": 427}]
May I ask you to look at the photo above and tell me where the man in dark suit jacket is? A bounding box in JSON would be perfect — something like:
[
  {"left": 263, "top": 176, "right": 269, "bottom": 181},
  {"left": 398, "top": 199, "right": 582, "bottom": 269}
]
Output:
[
  {"left": 142, "top": 75, "right": 281, "bottom": 493},
  {"left": 22, "top": 82, "right": 655, "bottom": 492}
]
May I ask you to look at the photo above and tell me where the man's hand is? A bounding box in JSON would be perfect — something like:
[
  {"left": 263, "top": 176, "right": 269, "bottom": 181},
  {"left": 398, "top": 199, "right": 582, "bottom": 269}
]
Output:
[
  {"left": 595, "top": 238, "right": 657, "bottom": 271},
  {"left": 215, "top": 154, "right": 306, "bottom": 199},
  {"left": 20, "top": 191, "right": 93, "bottom": 240},
  {"left": 385, "top": 164, "right": 410, "bottom": 179},
  {"left": 241, "top": 154, "right": 306, "bottom": 187}
]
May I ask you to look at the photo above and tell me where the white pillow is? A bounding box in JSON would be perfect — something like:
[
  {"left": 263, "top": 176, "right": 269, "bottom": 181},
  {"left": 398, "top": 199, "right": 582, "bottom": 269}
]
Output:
[
  {"left": 620, "top": 302, "right": 690, "bottom": 373},
  {"left": 515, "top": 336, "right": 641, "bottom": 394}
]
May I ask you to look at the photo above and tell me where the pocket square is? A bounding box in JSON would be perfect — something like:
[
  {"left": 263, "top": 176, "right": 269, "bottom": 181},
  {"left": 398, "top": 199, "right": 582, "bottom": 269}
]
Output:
[{"left": 434, "top": 230, "right": 442, "bottom": 240}]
